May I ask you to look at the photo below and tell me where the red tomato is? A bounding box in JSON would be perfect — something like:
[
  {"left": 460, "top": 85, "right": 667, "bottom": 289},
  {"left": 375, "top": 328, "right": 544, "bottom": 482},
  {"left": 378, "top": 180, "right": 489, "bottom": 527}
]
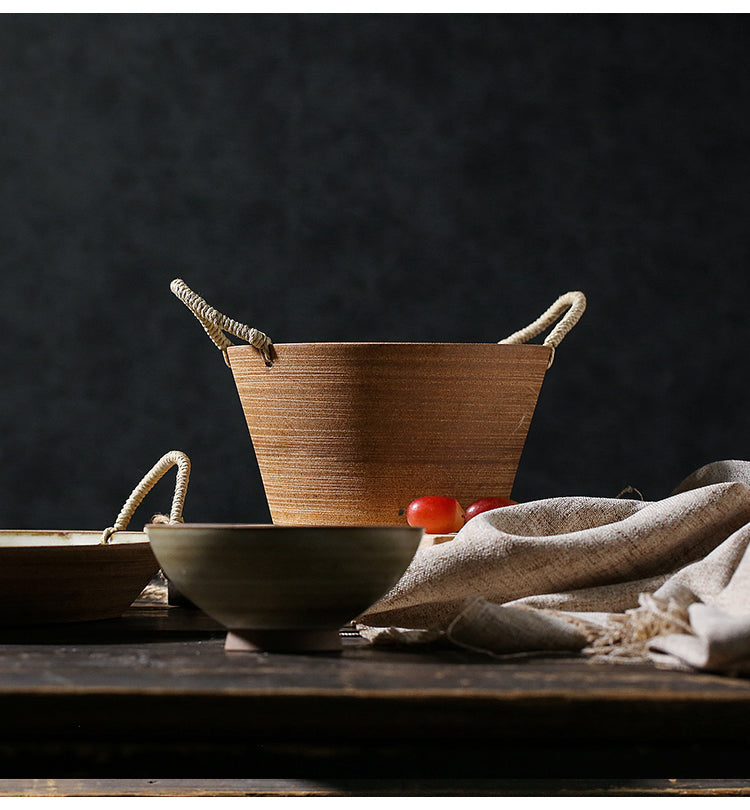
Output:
[
  {"left": 465, "top": 496, "right": 517, "bottom": 521},
  {"left": 406, "top": 496, "right": 465, "bottom": 534}
]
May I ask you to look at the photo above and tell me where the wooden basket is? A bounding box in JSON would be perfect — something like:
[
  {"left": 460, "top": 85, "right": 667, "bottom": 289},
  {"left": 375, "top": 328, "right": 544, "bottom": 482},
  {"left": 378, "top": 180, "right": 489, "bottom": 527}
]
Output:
[
  {"left": 0, "top": 451, "right": 190, "bottom": 625},
  {"left": 171, "top": 282, "right": 586, "bottom": 526}
]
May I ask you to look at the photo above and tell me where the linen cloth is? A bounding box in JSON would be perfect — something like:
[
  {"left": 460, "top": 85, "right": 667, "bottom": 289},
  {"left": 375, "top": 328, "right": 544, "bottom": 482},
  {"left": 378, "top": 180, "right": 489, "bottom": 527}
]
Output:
[{"left": 357, "top": 460, "right": 750, "bottom": 676}]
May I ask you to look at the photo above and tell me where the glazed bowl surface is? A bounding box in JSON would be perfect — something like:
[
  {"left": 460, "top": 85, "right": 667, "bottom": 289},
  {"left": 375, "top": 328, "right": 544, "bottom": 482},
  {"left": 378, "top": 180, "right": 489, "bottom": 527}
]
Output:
[{"left": 145, "top": 523, "right": 422, "bottom": 651}]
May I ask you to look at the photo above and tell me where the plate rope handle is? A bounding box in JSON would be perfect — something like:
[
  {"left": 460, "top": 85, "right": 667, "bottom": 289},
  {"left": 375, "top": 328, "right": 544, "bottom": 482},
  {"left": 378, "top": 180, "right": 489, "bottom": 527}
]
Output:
[
  {"left": 170, "top": 278, "right": 274, "bottom": 367},
  {"left": 498, "top": 290, "right": 586, "bottom": 368},
  {"left": 100, "top": 450, "right": 191, "bottom": 544}
]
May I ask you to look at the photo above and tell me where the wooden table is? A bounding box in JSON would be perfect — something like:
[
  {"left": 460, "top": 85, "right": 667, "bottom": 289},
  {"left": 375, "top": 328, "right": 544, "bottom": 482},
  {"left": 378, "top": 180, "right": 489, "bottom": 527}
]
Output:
[{"left": 1, "top": 594, "right": 750, "bottom": 796}]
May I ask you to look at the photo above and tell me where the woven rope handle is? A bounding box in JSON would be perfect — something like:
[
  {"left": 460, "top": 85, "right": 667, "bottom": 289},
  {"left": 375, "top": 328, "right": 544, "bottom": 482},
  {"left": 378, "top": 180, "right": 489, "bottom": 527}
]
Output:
[
  {"left": 170, "top": 279, "right": 274, "bottom": 366},
  {"left": 499, "top": 291, "right": 586, "bottom": 367},
  {"left": 100, "top": 451, "right": 191, "bottom": 544}
]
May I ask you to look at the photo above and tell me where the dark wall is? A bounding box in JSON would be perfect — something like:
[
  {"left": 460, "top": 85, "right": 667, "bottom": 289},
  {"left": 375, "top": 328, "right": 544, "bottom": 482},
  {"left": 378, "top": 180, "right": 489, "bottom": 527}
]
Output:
[{"left": 1, "top": 14, "right": 749, "bottom": 530}]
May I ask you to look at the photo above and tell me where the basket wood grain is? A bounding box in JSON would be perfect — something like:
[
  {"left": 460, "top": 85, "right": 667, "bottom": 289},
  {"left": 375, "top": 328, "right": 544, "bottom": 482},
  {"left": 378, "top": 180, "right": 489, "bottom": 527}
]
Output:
[{"left": 228, "top": 342, "right": 552, "bottom": 525}]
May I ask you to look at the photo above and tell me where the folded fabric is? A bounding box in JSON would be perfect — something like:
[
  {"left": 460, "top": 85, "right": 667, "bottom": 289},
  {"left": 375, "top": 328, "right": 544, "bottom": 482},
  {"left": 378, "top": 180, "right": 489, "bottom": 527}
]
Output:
[{"left": 357, "top": 460, "right": 750, "bottom": 676}]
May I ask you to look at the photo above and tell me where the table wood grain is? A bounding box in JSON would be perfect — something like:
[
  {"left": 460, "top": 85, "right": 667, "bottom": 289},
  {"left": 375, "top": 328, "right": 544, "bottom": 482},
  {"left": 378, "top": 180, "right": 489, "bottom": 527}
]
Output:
[
  {"left": 2, "top": 778, "right": 750, "bottom": 797},
  {"left": 1, "top": 598, "right": 749, "bottom": 790}
]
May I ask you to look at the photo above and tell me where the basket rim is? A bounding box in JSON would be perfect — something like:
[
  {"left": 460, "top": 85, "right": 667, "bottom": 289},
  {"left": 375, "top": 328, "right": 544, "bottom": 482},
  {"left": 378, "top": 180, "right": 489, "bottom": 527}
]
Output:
[
  {"left": 226, "top": 341, "right": 554, "bottom": 350},
  {"left": 0, "top": 530, "right": 148, "bottom": 549}
]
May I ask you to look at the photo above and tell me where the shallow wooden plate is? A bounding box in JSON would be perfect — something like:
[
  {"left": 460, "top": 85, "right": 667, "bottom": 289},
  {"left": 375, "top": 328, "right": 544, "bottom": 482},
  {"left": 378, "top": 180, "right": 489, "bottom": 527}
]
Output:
[{"left": 0, "top": 531, "right": 158, "bottom": 625}]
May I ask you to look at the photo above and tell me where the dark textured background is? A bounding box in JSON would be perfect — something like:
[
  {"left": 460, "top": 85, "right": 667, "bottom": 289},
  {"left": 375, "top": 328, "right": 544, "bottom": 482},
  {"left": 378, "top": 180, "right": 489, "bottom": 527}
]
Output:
[{"left": 1, "top": 14, "right": 748, "bottom": 530}]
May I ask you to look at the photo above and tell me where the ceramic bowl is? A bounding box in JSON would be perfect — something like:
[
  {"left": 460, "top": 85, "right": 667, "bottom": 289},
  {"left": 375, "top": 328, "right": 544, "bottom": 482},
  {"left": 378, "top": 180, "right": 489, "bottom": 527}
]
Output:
[
  {"left": 145, "top": 523, "right": 422, "bottom": 651},
  {"left": 0, "top": 531, "right": 158, "bottom": 625}
]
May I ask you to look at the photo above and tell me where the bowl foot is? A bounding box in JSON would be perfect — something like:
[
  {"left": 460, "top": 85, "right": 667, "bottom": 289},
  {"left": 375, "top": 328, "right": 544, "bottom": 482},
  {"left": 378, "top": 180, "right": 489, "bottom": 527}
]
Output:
[{"left": 225, "top": 628, "right": 342, "bottom": 652}]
